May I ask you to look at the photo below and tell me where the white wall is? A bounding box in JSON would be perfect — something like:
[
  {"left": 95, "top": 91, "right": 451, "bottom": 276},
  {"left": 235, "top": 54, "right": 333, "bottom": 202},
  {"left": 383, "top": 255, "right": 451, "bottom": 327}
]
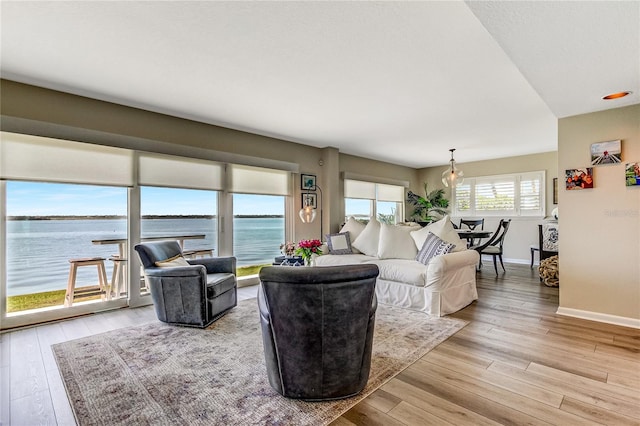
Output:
[{"left": 558, "top": 104, "right": 639, "bottom": 325}]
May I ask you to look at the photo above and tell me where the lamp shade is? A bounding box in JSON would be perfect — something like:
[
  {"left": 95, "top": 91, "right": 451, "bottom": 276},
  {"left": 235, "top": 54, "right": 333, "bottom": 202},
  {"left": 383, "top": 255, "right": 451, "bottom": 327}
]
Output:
[
  {"left": 441, "top": 149, "right": 464, "bottom": 188},
  {"left": 299, "top": 204, "right": 317, "bottom": 223}
]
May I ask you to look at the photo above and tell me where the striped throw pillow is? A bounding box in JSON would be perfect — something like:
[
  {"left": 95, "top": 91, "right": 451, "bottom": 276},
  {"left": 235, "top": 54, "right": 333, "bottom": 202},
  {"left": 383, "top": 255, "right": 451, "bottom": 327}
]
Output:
[{"left": 416, "top": 232, "right": 456, "bottom": 265}]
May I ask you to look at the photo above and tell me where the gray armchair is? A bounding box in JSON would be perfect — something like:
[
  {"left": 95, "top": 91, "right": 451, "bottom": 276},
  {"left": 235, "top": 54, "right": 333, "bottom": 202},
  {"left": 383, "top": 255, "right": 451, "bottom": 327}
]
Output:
[
  {"left": 258, "top": 264, "right": 379, "bottom": 400},
  {"left": 134, "top": 241, "right": 237, "bottom": 328}
]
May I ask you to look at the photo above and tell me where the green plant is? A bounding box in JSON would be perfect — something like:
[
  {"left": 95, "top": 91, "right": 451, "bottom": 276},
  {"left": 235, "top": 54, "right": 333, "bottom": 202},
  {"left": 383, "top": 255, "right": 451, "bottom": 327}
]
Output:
[{"left": 407, "top": 183, "right": 449, "bottom": 223}]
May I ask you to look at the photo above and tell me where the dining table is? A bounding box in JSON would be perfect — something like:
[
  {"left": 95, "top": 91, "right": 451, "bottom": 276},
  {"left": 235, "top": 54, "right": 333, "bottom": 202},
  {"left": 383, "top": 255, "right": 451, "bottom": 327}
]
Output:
[{"left": 455, "top": 229, "right": 492, "bottom": 248}]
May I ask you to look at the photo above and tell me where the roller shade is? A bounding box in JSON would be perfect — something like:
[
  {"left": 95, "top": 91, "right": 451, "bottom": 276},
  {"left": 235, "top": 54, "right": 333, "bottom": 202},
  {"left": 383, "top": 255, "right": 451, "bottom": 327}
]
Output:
[
  {"left": 344, "top": 179, "right": 376, "bottom": 199},
  {"left": 376, "top": 183, "right": 404, "bottom": 202},
  {"left": 0, "top": 132, "right": 134, "bottom": 186},
  {"left": 138, "top": 153, "right": 223, "bottom": 190},
  {"left": 229, "top": 164, "right": 290, "bottom": 195}
]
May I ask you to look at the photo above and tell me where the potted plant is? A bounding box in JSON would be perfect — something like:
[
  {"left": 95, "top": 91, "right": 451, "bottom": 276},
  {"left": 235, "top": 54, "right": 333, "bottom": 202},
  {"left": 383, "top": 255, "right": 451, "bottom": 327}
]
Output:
[{"left": 407, "top": 183, "right": 449, "bottom": 226}]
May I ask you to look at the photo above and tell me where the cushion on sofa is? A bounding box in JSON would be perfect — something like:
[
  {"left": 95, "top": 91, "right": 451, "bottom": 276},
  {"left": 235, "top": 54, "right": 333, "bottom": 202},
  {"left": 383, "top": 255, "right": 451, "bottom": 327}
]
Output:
[
  {"left": 325, "top": 232, "right": 353, "bottom": 255},
  {"left": 377, "top": 223, "right": 418, "bottom": 260},
  {"left": 314, "top": 253, "right": 372, "bottom": 266},
  {"left": 410, "top": 215, "right": 465, "bottom": 253},
  {"left": 367, "top": 258, "right": 427, "bottom": 287},
  {"left": 416, "top": 232, "right": 455, "bottom": 265},
  {"left": 352, "top": 219, "right": 381, "bottom": 257},
  {"left": 340, "top": 217, "right": 367, "bottom": 253}
]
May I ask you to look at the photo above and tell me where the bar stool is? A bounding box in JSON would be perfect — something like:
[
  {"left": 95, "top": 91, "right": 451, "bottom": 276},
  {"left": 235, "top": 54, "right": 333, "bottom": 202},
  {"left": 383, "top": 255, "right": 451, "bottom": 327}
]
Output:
[
  {"left": 65, "top": 257, "right": 109, "bottom": 307},
  {"left": 109, "top": 255, "right": 127, "bottom": 298}
]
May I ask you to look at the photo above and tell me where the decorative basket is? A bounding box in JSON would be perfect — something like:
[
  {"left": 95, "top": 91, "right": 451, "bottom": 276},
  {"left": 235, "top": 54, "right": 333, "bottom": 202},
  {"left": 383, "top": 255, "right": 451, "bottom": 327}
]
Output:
[{"left": 539, "top": 255, "right": 559, "bottom": 287}]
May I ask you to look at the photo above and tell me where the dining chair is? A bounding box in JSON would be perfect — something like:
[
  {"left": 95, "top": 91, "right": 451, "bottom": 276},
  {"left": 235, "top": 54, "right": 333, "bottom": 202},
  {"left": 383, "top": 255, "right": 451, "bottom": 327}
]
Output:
[
  {"left": 470, "top": 219, "right": 511, "bottom": 275},
  {"left": 459, "top": 218, "right": 485, "bottom": 246}
]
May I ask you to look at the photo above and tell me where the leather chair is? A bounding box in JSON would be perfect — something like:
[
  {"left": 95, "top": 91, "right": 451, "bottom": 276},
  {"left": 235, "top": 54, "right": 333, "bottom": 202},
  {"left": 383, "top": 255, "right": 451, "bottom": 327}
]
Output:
[
  {"left": 134, "top": 241, "right": 237, "bottom": 328},
  {"left": 470, "top": 219, "right": 511, "bottom": 275},
  {"left": 258, "top": 264, "right": 379, "bottom": 400}
]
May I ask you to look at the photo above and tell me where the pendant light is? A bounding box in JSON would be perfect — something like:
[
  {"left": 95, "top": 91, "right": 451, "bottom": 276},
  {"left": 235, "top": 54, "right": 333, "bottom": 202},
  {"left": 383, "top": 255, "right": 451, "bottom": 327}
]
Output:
[{"left": 441, "top": 148, "right": 464, "bottom": 188}]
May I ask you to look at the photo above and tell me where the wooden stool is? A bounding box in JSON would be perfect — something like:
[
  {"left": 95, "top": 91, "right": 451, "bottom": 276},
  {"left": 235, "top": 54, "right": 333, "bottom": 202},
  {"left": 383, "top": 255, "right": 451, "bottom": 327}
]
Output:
[
  {"left": 109, "top": 255, "right": 127, "bottom": 298},
  {"left": 183, "top": 248, "right": 214, "bottom": 259},
  {"left": 65, "top": 257, "right": 109, "bottom": 307}
]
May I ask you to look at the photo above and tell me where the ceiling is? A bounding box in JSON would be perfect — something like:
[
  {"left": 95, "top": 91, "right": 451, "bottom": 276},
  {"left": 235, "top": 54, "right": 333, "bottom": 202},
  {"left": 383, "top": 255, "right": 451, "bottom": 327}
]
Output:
[{"left": 1, "top": 1, "right": 638, "bottom": 169}]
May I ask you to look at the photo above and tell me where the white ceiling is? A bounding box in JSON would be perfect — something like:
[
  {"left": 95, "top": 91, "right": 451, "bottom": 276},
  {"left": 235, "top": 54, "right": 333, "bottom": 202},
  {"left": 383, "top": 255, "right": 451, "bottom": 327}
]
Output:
[{"left": 1, "top": 1, "right": 638, "bottom": 169}]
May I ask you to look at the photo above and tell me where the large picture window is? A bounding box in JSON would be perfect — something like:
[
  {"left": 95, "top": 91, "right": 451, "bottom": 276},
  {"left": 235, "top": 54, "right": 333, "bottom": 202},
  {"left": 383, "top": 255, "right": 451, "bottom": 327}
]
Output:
[{"left": 453, "top": 171, "right": 545, "bottom": 217}]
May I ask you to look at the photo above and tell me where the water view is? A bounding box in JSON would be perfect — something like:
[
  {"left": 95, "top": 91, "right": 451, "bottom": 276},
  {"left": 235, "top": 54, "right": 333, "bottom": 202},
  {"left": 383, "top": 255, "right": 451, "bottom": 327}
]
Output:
[{"left": 6, "top": 216, "right": 284, "bottom": 297}]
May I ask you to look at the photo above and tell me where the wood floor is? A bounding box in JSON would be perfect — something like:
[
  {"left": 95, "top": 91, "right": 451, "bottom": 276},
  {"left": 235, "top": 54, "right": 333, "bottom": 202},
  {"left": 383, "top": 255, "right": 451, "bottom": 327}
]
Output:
[
  {"left": 1, "top": 264, "right": 638, "bottom": 425},
  {"left": 333, "top": 263, "right": 640, "bottom": 426}
]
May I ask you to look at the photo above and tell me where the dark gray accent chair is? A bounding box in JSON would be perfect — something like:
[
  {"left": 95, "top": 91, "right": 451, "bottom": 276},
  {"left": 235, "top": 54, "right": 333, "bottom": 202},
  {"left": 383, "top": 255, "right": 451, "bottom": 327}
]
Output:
[
  {"left": 258, "top": 264, "right": 379, "bottom": 401},
  {"left": 134, "top": 241, "right": 237, "bottom": 328}
]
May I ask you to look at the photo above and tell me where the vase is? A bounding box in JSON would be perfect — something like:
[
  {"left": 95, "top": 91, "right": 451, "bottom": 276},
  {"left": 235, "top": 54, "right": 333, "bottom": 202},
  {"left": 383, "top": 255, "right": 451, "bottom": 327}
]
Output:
[{"left": 304, "top": 257, "right": 315, "bottom": 267}]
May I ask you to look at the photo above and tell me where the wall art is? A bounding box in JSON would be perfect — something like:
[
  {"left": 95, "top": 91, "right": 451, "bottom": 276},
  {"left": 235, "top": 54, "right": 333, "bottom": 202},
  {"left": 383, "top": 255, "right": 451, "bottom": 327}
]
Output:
[
  {"left": 590, "top": 140, "right": 621, "bottom": 165},
  {"left": 565, "top": 168, "right": 594, "bottom": 190},
  {"left": 625, "top": 162, "right": 640, "bottom": 187}
]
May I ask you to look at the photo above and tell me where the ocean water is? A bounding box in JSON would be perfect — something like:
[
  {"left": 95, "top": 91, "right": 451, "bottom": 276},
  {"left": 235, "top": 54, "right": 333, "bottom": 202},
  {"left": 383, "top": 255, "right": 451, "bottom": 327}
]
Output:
[{"left": 5, "top": 217, "right": 284, "bottom": 296}]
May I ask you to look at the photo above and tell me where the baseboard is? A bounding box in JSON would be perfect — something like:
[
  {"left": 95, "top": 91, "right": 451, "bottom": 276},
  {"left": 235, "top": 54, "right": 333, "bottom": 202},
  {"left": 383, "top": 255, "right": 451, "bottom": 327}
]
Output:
[
  {"left": 480, "top": 255, "right": 533, "bottom": 266},
  {"left": 556, "top": 307, "right": 640, "bottom": 329}
]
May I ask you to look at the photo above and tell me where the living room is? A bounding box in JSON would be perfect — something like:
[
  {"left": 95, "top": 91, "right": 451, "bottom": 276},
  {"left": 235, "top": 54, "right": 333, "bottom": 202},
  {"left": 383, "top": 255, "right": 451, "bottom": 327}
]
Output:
[{"left": 1, "top": 1, "right": 638, "bottom": 425}]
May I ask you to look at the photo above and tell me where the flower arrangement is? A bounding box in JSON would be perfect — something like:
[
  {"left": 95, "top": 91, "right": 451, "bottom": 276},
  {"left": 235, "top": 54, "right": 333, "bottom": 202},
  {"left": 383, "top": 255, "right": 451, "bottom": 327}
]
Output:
[
  {"left": 279, "top": 241, "right": 296, "bottom": 257},
  {"left": 295, "top": 239, "right": 323, "bottom": 265}
]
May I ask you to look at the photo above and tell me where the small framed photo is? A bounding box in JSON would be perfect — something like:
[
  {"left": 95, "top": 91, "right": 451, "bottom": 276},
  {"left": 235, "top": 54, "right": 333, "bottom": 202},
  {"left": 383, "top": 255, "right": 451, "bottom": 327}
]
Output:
[
  {"left": 301, "top": 192, "right": 317, "bottom": 208},
  {"left": 625, "top": 162, "right": 640, "bottom": 187},
  {"left": 565, "top": 168, "right": 594, "bottom": 190},
  {"left": 591, "top": 140, "right": 621, "bottom": 165},
  {"left": 301, "top": 174, "right": 316, "bottom": 191}
]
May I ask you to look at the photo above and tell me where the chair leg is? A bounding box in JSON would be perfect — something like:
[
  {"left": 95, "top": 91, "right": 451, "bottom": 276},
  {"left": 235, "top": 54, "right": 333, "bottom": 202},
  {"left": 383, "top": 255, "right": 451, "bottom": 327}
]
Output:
[
  {"left": 530, "top": 248, "right": 534, "bottom": 268},
  {"left": 492, "top": 255, "right": 498, "bottom": 276},
  {"left": 499, "top": 254, "right": 505, "bottom": 272}
]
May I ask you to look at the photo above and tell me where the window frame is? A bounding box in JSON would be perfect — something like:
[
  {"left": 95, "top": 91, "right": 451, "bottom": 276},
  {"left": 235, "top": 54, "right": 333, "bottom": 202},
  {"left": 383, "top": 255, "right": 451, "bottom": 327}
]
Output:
[{"left": 453, "top": 171, "right": 545, "bottom": 218}]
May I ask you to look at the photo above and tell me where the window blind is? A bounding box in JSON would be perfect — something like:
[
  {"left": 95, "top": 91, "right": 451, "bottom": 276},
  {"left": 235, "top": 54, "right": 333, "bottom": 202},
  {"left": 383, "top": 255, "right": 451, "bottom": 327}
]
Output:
[
  {"left": 454, "top": 171, "right": 545, "bottom": 217},
  {"left": 229, "top": 164, "right": 290, "bottom": 195},
  {"left": 0, "top": 132, "right": 134, "bottom": 186},
  {"left": 138, "top": 153, "right": 223, "bottom": 191},
  {"left": 344, "top": 180, "right": 376, "bottom": 200},
  {"left": 376, "top": 183, "right": 405, "bottom": 202}
]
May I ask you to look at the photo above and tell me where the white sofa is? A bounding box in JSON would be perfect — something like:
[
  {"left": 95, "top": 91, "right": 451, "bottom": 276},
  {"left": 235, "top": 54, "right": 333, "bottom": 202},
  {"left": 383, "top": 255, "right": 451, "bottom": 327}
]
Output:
[{"left": 315, "top": 216, "right": 479, "bottom": 316}]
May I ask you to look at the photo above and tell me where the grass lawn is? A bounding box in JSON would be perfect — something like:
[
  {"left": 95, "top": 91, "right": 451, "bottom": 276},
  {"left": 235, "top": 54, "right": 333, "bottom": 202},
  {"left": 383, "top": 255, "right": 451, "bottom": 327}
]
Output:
[{"left": 7, "top": 263, "right": 269, "bottom": 313}]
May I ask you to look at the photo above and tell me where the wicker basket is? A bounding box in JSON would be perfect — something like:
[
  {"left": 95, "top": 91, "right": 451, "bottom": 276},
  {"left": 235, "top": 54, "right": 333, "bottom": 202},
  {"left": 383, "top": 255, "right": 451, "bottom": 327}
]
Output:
[{"left": 539, "top": 255, "right": 559, "bottom": 287}]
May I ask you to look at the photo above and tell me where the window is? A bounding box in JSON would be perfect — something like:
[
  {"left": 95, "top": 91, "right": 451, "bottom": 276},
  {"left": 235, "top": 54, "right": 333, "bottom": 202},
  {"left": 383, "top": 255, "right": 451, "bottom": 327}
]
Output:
[
  {"left": 5, "top": 181, "right": 128, "bottom": 314},
  {"left": 344, "top": 179, "right": 405, "bottom": 223},
  {"left": 229, "top": 165, "right": 291, "bottom": 275},
  {"left": 453, "top": 171, "right": 545, "bottom": 217}
]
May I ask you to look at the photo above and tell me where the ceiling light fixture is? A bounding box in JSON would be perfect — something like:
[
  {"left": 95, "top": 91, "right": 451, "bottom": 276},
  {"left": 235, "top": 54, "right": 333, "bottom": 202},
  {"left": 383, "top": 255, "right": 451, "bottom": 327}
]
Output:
[
  {"left": 602, "top": 91, "right": 632, "bottom": 100},
  {"left": 441, "top": 148, "right": 464, "bottom": 188}
]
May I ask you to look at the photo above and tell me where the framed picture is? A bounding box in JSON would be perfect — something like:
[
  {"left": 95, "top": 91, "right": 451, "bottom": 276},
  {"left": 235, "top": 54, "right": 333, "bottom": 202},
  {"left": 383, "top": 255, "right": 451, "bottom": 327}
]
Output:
[
  {"left": 553, "top": 178, "right": 558, "bottom": 204},
  {"left": 301, "top": 174, "right": 316, "bottom": 191},
  {"left": 565, "top": 168, "right": 594, "bottom": 190},
  {"left": 301, "top": 192, "right": 317, "bottom": 208},
  {"left": 625, "top": 162, "right": 640, "bottom": 187},
  {"left": 591, "top": 140, "right": 621, "bottom": 165}
]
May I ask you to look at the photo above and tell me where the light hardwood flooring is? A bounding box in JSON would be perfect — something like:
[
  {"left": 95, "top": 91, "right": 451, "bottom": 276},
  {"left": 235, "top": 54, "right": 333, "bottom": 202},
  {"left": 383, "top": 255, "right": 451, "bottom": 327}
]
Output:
[
  {"left": 333, "top": 263, "right": 640, "bottom": 426},
  {"left": 1, "top": 265, "right": 638, "bottom": 425}
]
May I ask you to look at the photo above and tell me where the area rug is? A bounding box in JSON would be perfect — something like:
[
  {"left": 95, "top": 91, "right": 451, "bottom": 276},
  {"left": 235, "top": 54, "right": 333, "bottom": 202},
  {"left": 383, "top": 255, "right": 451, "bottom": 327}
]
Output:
[{"left": 53, "top": 299, "right": 466, "bottom": 425}]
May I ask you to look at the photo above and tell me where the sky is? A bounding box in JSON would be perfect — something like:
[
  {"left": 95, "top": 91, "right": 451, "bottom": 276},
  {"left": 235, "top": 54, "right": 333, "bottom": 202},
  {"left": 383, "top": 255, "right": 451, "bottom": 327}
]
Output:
[{"left": 6, "top": 181, "right": 285, "bottom": 216}]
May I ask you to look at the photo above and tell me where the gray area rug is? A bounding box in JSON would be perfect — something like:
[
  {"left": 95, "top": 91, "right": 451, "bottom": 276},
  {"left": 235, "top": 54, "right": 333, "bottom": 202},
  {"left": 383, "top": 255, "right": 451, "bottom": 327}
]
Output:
[{"left": 53, "top": 298, "right": 466, "bottom": 425}]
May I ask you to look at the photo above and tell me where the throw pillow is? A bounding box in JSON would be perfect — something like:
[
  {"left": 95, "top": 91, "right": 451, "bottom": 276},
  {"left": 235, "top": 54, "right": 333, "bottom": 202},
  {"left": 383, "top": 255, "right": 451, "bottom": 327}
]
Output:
[
  {"left": 416, "top": 232, "right": 456, "bottom": 265},
  {"left": 155, "top": 254, "right": 191, "bottom": 267},
  {"left": 410, "top": 215, "right": 465, "bottom": 252},
  {"left": 340, "top": 217, "right": 367, "bottom": 253},
  {"left": 326, "top": 232, "right": 353, "bottom": 255},
  {"left": 377, "top": 223, "right": 418, "bottom": 260},
  {"left": 352, "top": 219, "right": 381, "bottom": 257}
]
